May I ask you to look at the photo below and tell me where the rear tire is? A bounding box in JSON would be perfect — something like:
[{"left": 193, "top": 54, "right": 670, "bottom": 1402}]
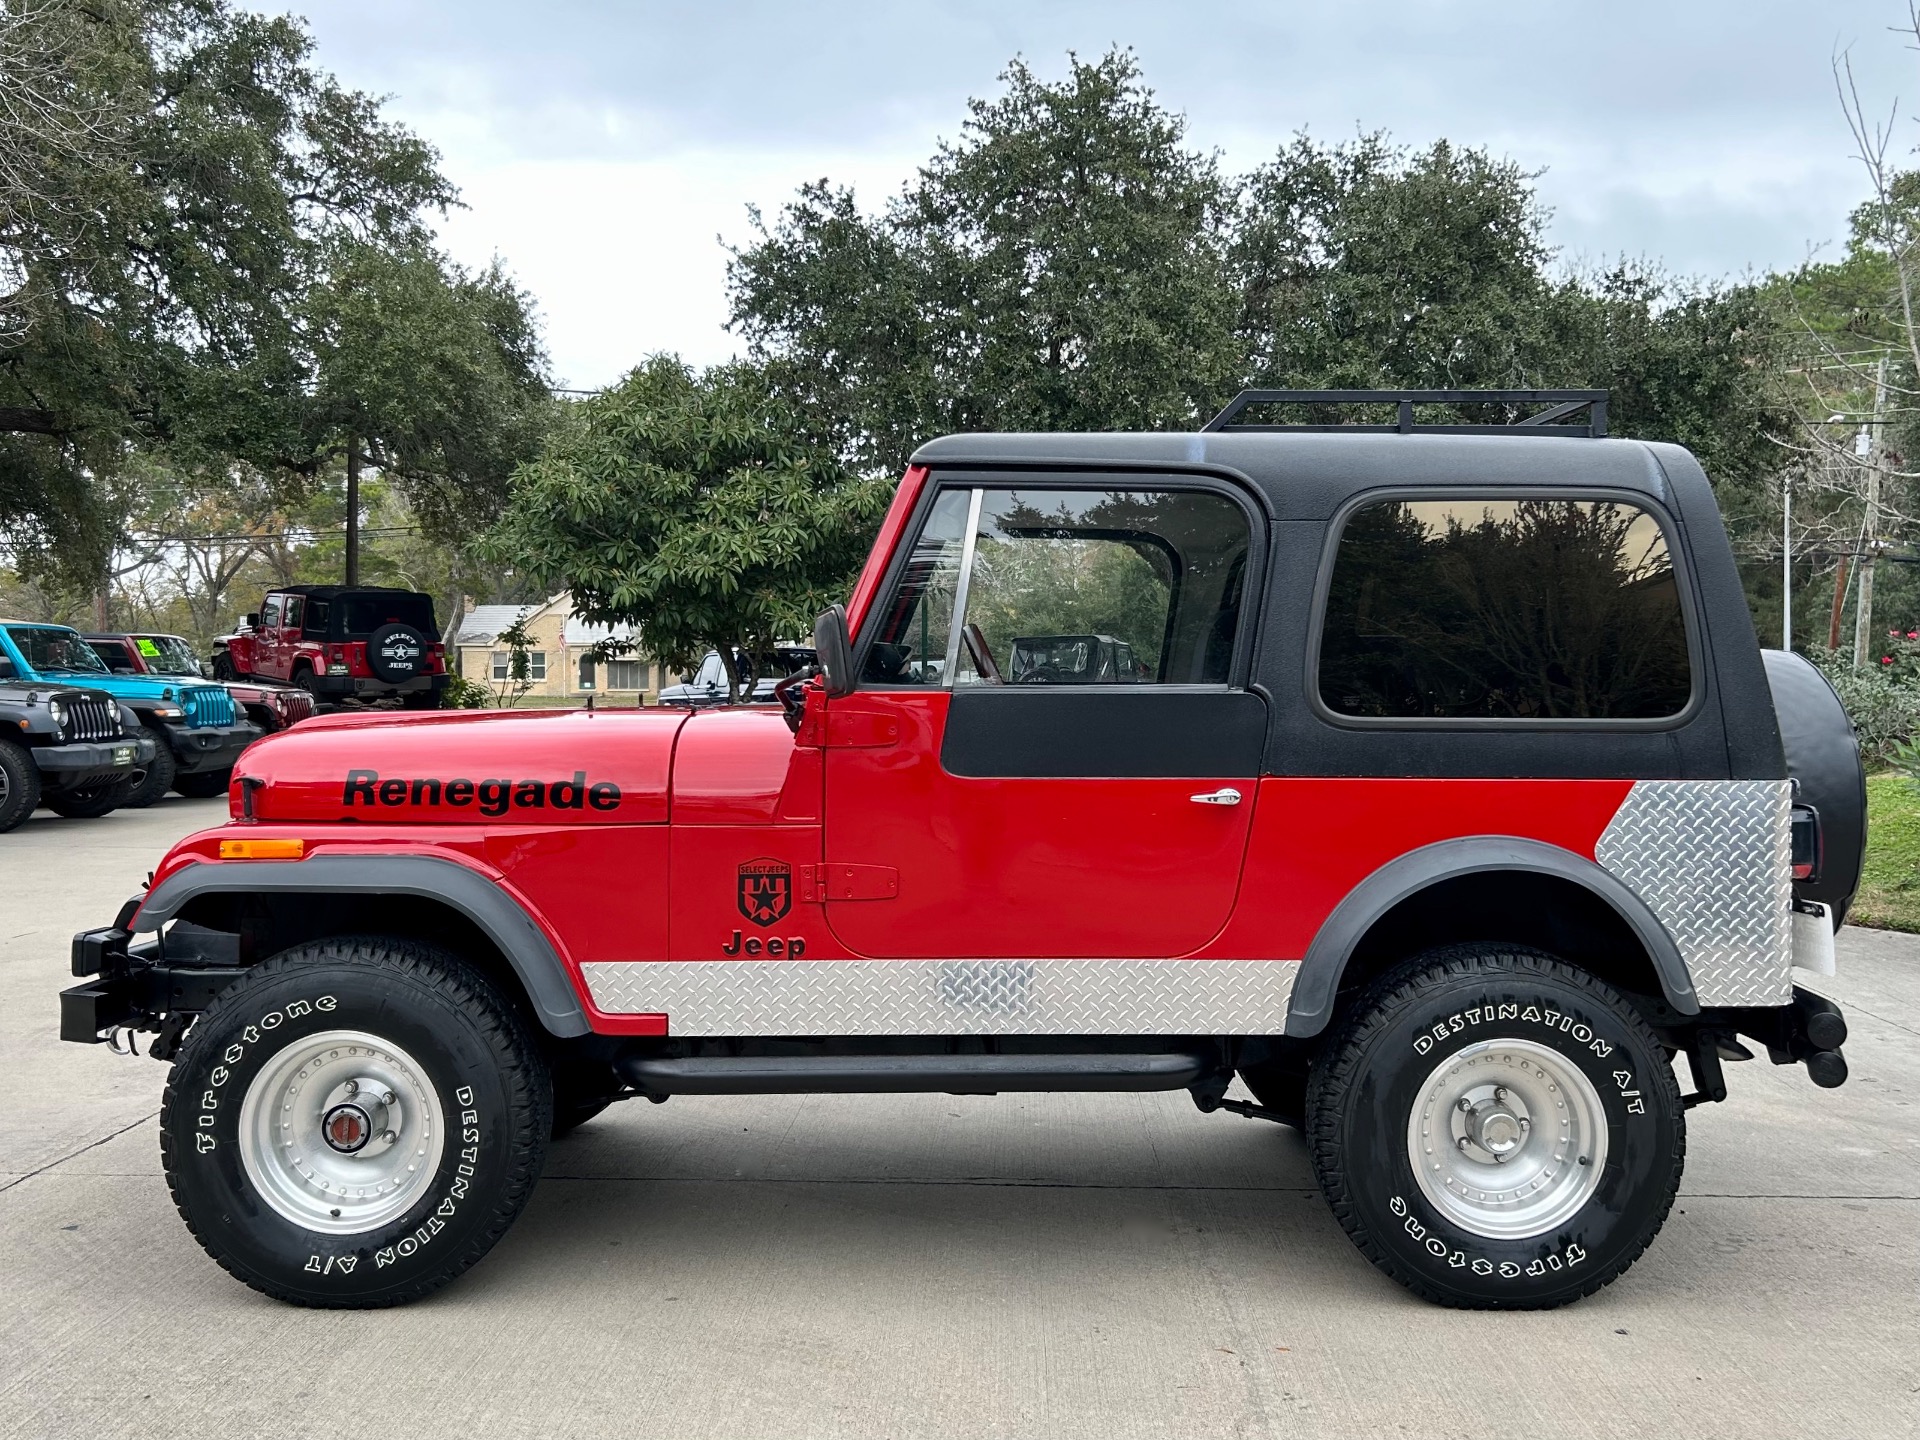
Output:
[
  {"left": 0, "top": 738, "right": 40, "bottom": 832},
  {"left": 124, "top": 723, "right": 175, "bottom": 808},
  {"left": 173, "top": 768, "right": 231, "bottom": 799},
  {"left": 1306, "top": 944, "right": 1684, "bottom": 1310},
  {"left": 160, "top": 937, "right": 552, "bottom": 1308}
]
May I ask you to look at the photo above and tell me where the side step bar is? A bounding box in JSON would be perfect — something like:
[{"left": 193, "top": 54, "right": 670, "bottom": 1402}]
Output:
[{"left": 615, "top": 1051, "right": 1211, "bottom": 1096}]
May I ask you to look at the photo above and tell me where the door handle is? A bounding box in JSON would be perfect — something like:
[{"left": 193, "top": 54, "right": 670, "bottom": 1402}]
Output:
[{"left": 1189, "top": 787, "right": 1242, "bottom": 806}]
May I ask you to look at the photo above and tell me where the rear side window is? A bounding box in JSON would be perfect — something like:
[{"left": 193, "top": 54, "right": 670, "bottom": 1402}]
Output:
[{"left": 1318, "top": 497, "right": 1692, "bottom": 721}]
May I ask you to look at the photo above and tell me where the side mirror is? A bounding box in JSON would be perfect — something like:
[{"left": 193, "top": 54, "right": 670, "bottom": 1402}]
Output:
[
  {"left": 812, "top": 604, "right": 855, "bottom": 697},
  {"left": 242, "top": 614, "right": 258, "bottom": 629}
]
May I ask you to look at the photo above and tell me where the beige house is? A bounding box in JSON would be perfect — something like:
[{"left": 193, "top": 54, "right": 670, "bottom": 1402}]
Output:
[{"left": 452, "top": 593, "right": 682, "bottom": 703}]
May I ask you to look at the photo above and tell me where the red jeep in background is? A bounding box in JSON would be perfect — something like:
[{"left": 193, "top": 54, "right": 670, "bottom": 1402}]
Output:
[
  {"left": 213, "top": 586, "right": 446, "bottom": 708},
  {"left": 85, "top": 632, "right": 318, "bottom": 741}
]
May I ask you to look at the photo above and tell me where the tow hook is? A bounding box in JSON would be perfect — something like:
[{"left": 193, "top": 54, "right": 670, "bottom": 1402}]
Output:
[{"left": 105, "top": 1026, "right": 141, "bottom": 1058}]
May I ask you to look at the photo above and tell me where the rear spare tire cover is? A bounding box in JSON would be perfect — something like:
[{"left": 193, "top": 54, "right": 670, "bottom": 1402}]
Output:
[
  {"left": 366, "top": 623, "right": 427, "bottom": 683},
  {"left": 1762, "top": 649, "right": 1867, "bottom": 926}
]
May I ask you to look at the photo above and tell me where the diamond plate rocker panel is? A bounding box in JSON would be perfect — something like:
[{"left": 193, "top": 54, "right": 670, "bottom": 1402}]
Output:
[
  {"left": 1594, "top": 779, "right": 1793, "bottom": 1008},
  {"left": 581, "top": 958, "right": 1299, "bottom": 1036}
]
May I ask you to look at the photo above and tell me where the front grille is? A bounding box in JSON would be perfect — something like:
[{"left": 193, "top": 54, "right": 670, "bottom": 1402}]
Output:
[
  {"left": 276, "top": 688, "right": 316, "bottom": 723},
  {"left": 61, "top": 692, "right": 120, "bottom": 742},
  {"left": 179, "top": 685, "right": 236, "bottom": 729}
]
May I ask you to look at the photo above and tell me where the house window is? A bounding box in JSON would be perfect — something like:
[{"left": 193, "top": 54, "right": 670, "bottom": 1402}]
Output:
[
  {"left": 578, "top": 654, "right": 595, "bottom": 689},
  {"left": 527, "top": 651, "right": 546, "bottom": 681},
  {"left": 490, "top": 651, "right": 510, "bottom": 681},
  {"left": 606, "top": 659, "right": 642, "bottom": 690}
]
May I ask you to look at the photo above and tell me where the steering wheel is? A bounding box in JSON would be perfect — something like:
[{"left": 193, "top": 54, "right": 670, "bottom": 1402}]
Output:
[
  {"left": 1017, "top": 665, "right": 1069, "bottom": 685},
  {"left": 962, "top": 624, "right": 1004, "bottom": 684}
]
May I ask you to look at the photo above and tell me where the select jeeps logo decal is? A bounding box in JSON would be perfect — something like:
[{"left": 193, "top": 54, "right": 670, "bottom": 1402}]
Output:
[
  {"left": 377, "top": 634, "right": 423, "bottom": 665},
  {"left": 737, "top": 858, "right": 791, "bottom": 927},
  {"left": 342, "top": 768, "right": 621, "bottom": 815}
]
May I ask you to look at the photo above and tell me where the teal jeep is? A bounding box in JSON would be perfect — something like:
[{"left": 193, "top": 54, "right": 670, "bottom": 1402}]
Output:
[{"left": 0, "top": 622, "right": 259, "bottom": 806}]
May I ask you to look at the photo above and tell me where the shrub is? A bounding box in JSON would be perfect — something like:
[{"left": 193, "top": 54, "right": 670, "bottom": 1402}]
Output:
[
  {"left": 1808, "top": 644, "right": 1920, "bottom": 764},
  {"left": 441, "top": 673, "right": 491, "bottom": 709}
]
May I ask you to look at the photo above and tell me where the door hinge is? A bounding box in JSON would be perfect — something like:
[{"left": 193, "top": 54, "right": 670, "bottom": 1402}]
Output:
[{"left": 800, "top": 863, "right": 900, "bottom": 902}]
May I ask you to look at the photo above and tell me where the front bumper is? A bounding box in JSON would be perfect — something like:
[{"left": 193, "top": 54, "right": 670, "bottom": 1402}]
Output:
[
  {"left": 159, "top": 721, "right": 260, "bottom": 774},
  {"left": 62, "top": 918, "right": 242, "bottom": 1044},
  {"left": 31, "top": 734, "right": 155, "bottom": 791}
]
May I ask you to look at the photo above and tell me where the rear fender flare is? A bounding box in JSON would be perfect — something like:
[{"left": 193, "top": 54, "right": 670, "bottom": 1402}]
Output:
[
  {"left": 1284, "top": 836, "right": 1699, "bottom": 1038},
  {"left": 132, "top": 854, "right": 590, "bottom": 1037}
]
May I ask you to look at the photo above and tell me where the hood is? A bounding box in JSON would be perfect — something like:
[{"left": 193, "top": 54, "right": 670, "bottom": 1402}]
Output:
[{"left": 234, "top": 705, "right": 687, "bottom": 824}]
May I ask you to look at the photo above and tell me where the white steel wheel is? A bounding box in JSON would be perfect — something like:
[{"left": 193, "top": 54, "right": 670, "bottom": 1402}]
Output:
[
  {"left": 237, "top": 1029, "right": 446, "bottom": 1236},
  {"left": 1406, "top": 1037, "right": 1608, "bottom": 1240}
]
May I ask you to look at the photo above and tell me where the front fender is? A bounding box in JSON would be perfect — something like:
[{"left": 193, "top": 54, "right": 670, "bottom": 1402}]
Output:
[{"left": 131, "top": 853, "right": 590, "bottom": 1037}]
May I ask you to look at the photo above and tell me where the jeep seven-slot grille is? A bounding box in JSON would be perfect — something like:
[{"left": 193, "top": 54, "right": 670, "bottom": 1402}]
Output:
[
  {"left": 62, "top": 693, "right": 119, "bottom": 742},
  {"left": 179, "top": 685, "right": 235, "bottom": 729}
]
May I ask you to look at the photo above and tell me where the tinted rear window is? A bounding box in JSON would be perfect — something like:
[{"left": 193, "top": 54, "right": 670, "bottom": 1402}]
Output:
[
  {"left": 1317, "top": 497, "right": 1692, "bottom": 721},
  {"left": 333, "top": 594, "right": 435, "bottom": 637}
]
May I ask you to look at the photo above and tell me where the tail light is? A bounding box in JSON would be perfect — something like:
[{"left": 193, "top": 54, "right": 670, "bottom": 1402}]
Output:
[{"left": 1790, "top": 805, "right": 1821, "bottom": 882}]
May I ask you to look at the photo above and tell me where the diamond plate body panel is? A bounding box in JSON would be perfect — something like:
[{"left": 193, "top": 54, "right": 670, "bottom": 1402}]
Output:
[
  {"left": 581, "top": 958, "right": 1299, "bottom": 1036},
  {"left": 1594, "top": 779, "right": 1793, "bottom": 1008}
]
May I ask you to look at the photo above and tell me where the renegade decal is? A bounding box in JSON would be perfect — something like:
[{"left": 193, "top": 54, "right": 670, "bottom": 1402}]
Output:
[
  {"left": 341, "top": 768, "right": 621, "bottom": 815},
  {"left": 737, "top": 858, "right": 792, "bottom": 927}
]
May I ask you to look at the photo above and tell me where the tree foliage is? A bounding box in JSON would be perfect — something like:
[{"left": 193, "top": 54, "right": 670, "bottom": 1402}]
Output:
[
  {"left": 487, "top": 357, "right": 891, "bottom": 700},
  {"left": 729, "top": 50, "right": 1787, "bottom": 493},
  {"left": 0, "top": 0, "right": 549, "bottom": 586}
]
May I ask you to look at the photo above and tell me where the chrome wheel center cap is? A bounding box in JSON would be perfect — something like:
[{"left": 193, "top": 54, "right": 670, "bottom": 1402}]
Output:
[{"left": 1472, "top": 1105, "right": 1527, "bottom": 1157}]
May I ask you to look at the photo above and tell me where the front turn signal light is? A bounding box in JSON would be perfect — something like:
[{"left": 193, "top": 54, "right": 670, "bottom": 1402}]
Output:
[{"left": 218, "top": 838, "right": 306, "bottom": 860}]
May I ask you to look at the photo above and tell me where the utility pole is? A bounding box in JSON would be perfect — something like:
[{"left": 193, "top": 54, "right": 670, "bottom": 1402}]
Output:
[
  {"left": 344, "top": 435, "right": 361, "bottom": 588},
  {"left": 1782, "top": 472, "right": 1792, "bottom": 650},
  {"left": 1853, "top": 358, "right": 1888, "bottom": 669}
]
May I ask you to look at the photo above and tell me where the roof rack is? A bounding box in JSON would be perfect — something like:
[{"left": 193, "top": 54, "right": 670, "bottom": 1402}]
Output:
[{"left": 1203, "top": 389, "right": 1608, "bottom": 437}]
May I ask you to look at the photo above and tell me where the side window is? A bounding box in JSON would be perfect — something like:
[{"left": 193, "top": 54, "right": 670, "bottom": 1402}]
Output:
[
  {"left": 1318, "top": 497, "right": 1693, "bottom": 721},
  {"left": 282, "top": 597, "right": 303, "bottom": 630},
  {"left": 862, "top": 487, "right": 1251, "bottom": 688},
  {"left": 862, "top": 489, "right": 971, "bottom": 685},
  {"left": 259, "top": 597, "right": 281, "bottom": 629}
]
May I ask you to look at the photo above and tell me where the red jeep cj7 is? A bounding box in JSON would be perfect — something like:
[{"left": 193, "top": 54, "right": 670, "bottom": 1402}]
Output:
[
  {"left": 62, "top": 391, "right": 1863, "bottom": 1311},
  {"left": 214, "top": 585, "right": 447, "bottom": 708}
]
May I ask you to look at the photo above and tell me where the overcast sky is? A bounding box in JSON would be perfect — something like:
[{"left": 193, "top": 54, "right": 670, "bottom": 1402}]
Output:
[{"left": 288, "top": 0, "right": 1918, "bottom": 389}]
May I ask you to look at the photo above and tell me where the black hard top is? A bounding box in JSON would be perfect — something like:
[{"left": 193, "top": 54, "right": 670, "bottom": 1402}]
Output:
[
  {"left": 267, "top": 585, "right": 424, "bottom": 599},
  {"left": 909, "top": 432, "right": 1701, "bottom": 523}
]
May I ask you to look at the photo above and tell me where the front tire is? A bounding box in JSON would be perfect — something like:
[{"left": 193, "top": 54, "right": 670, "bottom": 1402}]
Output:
[
  {"left": 123, "top": 723, "right": 175, "bottom": 808},
  {"left": 0, "top": 737, "right": 40, "bottom": 832},
  {"left": 1306, "top": 945, "right": 1684, "bottom": 1310},
  {"left": 160, "top": 937, "right": 552, "bottom": 1308}
]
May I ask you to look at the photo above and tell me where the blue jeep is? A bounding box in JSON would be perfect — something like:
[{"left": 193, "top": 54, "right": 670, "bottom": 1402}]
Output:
[{"left": 0, "top": 622, "right": 259, "bottom": 807}]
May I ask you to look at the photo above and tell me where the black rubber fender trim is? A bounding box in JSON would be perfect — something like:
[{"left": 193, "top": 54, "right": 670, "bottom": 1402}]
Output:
[
  {"left": 130, "top": 856, "right": 591, "bottom": 1037},
  {"left": 1285, "top": 836, "right": 1700, "bottom": 1037}
]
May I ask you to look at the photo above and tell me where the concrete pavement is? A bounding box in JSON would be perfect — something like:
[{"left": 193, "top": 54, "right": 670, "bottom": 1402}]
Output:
[{"left": 2, "top": 800, "right": 1916, "bottom": 1439}]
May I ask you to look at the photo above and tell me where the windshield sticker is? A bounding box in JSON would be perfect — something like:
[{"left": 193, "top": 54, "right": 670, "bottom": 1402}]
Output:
[{"left": 136, "top": 638, "right": 162, "bottom": 657}]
